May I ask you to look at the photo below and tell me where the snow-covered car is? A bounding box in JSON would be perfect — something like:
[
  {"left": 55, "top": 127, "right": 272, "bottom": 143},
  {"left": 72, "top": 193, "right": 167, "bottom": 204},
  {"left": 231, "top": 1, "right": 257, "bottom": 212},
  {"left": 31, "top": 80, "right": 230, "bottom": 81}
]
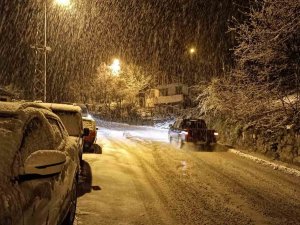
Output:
[
  {"left": 37, "top": 103, "right": 89, "bottom": 164},
  {"left": 82, "top": 117, "right": 97, "bottom": 152},
  {"left": 0, "top": 102, "right": 79, "bottom": 225}
]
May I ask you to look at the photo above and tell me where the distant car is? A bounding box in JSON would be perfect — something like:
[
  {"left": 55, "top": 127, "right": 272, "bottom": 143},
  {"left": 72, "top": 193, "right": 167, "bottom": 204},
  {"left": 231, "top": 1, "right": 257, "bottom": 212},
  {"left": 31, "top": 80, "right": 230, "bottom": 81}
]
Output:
[
  {"left": 37, "top": 103, "right": 89, "bottom": 164},
  {"left": 82, "top": 117, "right": 98, "bottom": 152},
  {"left": 168, "top": 118, "right": 218, "bottom": 148},
  {"left": 0, "top": 102, "right": 79, "bottom": 225}
]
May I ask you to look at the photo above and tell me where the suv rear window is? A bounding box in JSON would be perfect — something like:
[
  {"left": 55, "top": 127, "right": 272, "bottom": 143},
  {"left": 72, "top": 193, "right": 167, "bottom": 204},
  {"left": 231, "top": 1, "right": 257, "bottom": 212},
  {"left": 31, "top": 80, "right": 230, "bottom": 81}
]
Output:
[
  {"left": 182, "top": 119, "right": 207, "bottom": 129},
  {"left": 53, "top": 111, "right": 82, "bottom": 136}
]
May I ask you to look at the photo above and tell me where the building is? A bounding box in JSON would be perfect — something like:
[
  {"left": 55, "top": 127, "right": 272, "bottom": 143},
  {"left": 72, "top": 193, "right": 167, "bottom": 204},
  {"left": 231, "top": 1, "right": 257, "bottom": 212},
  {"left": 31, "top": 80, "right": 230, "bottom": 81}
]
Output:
[
  {"left": 156, "top": 83, "right": 188, "bottom": 105},
  {"left": 138, "top": 88, "right": 158, "bottom": 108},
  {"left": 137, "top": 83, "right": 190, "bottom": 115},
  {"left": 155, "top": 83, "right": 190, "bottom": 114}
]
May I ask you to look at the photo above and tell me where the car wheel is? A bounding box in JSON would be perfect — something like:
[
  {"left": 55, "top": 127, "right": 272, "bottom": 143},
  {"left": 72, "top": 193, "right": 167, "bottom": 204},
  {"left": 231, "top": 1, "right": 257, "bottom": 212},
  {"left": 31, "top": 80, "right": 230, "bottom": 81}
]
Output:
[
  {"left": 62, "top": 178, "right": 77, "bottom": 225},
  {"left": 92, "top": 143, "right": 102, "bottom": 154}
]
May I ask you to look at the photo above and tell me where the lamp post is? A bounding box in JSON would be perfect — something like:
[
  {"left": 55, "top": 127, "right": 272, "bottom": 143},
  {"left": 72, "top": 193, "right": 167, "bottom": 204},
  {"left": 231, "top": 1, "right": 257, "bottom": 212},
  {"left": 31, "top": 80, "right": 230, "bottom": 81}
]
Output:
[
  {"left": 188, "top": 47, "right": 197, "bottom": 83},
  {"left": 43, "top": 0, "right": 48, "bottom": 102},
  {"left": 42, "top": 0, "right": 71, "bottom": 102}
]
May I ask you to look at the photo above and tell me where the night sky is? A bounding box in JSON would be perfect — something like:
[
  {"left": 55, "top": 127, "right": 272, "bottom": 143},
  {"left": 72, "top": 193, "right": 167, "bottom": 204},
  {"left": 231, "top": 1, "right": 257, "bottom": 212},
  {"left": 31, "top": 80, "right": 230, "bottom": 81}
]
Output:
[{"left": 0, "top": 0, "right": 246, "bottom": 99}]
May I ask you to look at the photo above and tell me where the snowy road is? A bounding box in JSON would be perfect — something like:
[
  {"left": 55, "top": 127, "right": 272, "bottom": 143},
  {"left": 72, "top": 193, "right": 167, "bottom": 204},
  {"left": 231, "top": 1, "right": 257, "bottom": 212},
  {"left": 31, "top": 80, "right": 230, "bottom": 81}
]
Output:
[{"left": 75, "top": 122, "right": 300, "bottom": 225}]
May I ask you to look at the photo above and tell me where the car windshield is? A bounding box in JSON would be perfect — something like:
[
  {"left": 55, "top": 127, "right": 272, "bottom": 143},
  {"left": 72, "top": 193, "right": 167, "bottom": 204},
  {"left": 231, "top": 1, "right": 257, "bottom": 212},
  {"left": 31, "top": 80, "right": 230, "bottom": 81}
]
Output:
[{"left": 53, "top": 111, "right": 82, "bottom": 136}]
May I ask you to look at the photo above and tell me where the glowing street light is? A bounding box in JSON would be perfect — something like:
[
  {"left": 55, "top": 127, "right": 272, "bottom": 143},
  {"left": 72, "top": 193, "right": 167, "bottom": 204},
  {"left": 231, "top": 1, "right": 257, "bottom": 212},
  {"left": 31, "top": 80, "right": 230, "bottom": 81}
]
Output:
[
  {"left": 110, "top": 59, "right": 121, "bottom": 75},
  {"left": 189, "top": 47, "right": 196, "bottom": 55},
  {"left": 55, "top": 0, "right": 71, "bottom": 7}
]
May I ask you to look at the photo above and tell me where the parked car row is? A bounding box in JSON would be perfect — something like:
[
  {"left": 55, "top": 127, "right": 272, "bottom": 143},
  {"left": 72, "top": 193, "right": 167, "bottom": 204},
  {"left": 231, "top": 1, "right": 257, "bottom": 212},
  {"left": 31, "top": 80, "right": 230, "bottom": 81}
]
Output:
[{"left": 0, "top": 101, "right": 98, "bottom": 225}]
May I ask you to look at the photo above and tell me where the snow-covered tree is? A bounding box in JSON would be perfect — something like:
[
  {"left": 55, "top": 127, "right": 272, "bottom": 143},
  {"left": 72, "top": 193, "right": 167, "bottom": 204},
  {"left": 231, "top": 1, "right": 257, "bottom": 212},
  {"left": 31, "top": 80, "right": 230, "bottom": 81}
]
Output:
[
  {"left": 72, "top": 62, "right": 151, "bottom": 120},
  {"left": 200, "top": 0, "right": 300, "bottom": 129}
]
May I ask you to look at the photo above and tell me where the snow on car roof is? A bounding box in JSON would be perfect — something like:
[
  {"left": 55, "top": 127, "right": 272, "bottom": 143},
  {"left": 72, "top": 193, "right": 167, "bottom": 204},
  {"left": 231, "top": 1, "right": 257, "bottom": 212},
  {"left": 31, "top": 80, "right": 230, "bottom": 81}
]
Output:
[
  {"left": 38, "top": 103, "right": 82, "bottom": 113},
  {"left": 0, "top": 101, "right": 49, "bottom": 115},
  {"left": 82, "top": 117, "right": 95, "bottom": 122}
]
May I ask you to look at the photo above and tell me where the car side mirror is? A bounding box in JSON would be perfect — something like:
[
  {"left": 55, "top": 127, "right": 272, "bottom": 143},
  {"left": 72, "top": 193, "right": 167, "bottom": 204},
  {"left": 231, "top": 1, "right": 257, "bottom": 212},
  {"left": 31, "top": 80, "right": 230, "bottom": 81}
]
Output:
[
  {"left": 83, "top": 128, "right": 90, "bottom": 136},
  {"left": 21, "top": 150, "right": 66, "bottom": 177}
]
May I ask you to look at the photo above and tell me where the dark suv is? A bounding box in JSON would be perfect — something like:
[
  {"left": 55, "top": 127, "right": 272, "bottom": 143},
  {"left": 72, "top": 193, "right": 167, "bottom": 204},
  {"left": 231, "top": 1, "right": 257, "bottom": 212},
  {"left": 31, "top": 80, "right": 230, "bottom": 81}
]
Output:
[{"left": 168, "top": 118, "right": 217, "bottom": 148}]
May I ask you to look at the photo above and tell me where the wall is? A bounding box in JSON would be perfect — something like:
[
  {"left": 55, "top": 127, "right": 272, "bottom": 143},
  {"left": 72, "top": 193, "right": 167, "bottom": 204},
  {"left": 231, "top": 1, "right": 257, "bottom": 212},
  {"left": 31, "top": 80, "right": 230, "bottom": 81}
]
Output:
[
  {"left": 205, "top": 116, "right": 300, "bottom": 166},
  {"left": 156, "top": 83, "right": 188, "bottom": 96},
  {"left": 156, "top": 95, "right": 184, "bottom": 104}
]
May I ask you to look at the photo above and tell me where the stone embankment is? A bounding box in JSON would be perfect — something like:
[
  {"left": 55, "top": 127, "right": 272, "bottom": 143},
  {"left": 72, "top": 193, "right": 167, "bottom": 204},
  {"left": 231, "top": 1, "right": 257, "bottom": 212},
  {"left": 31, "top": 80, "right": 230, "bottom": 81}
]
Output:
[{"left": 206, "top": 117, "right": 300, "bottom": 166}]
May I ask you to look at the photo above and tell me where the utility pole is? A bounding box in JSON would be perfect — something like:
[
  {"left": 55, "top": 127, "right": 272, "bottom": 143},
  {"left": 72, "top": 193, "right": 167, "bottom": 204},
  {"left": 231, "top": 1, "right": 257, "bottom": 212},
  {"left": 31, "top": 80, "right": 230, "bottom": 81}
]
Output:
[{"left": 32, "top": 0, "right": 50, "bottom": 102}]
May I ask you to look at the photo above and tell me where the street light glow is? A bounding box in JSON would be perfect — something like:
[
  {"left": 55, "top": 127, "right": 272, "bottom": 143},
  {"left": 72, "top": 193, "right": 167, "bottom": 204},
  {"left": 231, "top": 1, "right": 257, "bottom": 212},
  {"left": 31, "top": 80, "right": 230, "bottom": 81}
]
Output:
[
  {"left": 55, "top": 0, "right": 71, "bottom": 6},
  {"left": 189, "top": 47, "right": 196, "bottom": 54},
  {"left": 110, "top": 59, "right": 121, "bottom": 75}
]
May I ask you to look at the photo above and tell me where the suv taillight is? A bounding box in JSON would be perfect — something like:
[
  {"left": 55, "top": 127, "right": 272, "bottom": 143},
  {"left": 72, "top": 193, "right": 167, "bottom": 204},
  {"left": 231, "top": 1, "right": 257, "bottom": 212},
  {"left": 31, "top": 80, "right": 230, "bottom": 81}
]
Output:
[{"left": 184, "top": 129, "right": 191, "bottom": 141}]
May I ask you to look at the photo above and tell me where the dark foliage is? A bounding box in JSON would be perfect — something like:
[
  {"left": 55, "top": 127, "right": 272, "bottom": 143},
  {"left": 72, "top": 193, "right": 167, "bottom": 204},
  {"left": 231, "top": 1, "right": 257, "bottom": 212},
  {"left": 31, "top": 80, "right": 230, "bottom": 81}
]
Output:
[{"left": 200, "top": 0, "right": 300, "bottom": 130}]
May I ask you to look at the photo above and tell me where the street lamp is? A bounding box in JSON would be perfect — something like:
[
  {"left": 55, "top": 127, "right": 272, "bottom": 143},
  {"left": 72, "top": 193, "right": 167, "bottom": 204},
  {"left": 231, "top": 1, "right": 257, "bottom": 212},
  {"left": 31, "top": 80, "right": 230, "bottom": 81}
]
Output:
[
  {"left": 189, "top": 47, "right": 196, "bottom": 55},
  {"left": 55, "top": 0, "right": 71, "bottom": 6},
  {"left": 110, "top": 59, "right": 121, "bottom": 76},
  {"left": 41, "top": 0, "right": 71, "bottom": 102},
  {"left": 188, "top": 47, "right": 197, "bottom": 83}
]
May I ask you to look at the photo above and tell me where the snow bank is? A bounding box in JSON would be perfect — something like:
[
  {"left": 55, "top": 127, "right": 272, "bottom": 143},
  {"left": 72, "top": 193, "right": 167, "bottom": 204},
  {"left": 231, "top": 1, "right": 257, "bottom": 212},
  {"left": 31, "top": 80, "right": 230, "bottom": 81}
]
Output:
[
  {"left": 153, "top": 118, "right": 175, "bottom": 129},
  {"left": 229, "top": 149, "right": 300, "bottom": 177}
]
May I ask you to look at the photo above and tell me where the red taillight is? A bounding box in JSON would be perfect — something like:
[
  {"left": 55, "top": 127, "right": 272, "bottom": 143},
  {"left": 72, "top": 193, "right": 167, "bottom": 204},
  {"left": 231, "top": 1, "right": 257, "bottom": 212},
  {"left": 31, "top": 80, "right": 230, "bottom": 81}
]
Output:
[
  {"left": 185, "top": 129, "right": 191, "bottom": 141},
  {"left": 84, "top": 130, "right": 96, "bottom": 142}
]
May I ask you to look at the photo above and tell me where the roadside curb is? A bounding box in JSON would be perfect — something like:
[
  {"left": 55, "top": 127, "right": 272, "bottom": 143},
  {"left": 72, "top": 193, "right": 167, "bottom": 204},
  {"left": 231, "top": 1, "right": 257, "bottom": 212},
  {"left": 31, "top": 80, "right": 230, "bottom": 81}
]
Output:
[{"left": 228, "top": 149, "right": 300, "bottom": 177}]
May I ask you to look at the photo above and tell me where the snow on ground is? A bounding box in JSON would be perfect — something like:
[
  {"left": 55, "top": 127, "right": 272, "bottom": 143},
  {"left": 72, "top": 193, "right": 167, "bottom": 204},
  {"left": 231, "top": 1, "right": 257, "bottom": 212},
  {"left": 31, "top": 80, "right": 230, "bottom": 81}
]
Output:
[
  {"left": 95, "top": 119, "right": 169, "bottom": 143},
  {"left": 229, "top": 149, "right": 300, "bottom": 177},
  {"left": 95, "top": 119, "right": 300, "bottom": 177},
  {"left": 153, "top": 118, "right": 175, "bottom": 129},
  {"left": 77, "top": 122, "right": 300, "bottom": 225}
]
